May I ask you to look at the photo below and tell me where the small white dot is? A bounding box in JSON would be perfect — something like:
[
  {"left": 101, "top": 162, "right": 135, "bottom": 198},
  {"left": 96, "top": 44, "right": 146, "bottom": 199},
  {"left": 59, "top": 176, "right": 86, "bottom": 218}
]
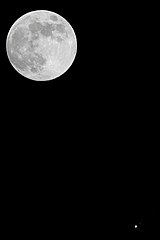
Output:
[{"left": 135, "top": 225, "right": 137, "bottom": 228}]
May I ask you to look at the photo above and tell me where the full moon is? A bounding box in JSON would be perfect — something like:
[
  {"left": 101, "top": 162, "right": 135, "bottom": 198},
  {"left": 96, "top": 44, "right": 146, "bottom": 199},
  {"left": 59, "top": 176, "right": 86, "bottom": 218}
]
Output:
[{"left": 6, "top": 10, "right": 76, "bottom": 81}]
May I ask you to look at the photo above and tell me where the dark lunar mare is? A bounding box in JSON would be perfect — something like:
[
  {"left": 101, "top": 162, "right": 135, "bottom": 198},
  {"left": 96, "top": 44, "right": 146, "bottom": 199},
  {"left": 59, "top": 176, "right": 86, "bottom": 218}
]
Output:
[
  {"left": 50, "top": 14, "right": 58, "bottom": 22},
  {"left": 28, "top": 20, "right": 66, "bottom": 38},
  {"left": 29, "top": 21, "right": 56, "bottom": 38}
]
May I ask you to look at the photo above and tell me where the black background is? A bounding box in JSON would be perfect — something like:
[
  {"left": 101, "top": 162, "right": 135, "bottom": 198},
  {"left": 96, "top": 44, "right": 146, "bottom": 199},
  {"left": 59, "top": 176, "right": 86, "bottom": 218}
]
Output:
[{"left": 1, "top": 1, "right": 159, "bottom": 236}]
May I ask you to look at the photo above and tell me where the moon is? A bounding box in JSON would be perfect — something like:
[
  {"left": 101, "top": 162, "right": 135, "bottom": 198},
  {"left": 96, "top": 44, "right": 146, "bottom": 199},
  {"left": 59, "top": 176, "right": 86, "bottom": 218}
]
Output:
[{"left": 6, "top": 10, "right": 76, "bottom": 81}]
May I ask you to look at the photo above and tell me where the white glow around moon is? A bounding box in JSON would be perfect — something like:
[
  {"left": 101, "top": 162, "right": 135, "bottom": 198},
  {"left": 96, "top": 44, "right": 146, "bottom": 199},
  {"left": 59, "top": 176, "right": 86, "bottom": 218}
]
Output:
[{"left": 6, "top": 10, "right": 76, "bottom": 81}]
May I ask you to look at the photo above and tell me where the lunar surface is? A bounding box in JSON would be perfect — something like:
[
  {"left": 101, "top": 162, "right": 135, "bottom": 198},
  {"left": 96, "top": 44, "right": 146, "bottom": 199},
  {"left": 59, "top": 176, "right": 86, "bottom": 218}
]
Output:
[{"left": 6, "top": 10, "right": 76, "bottom": 81}]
